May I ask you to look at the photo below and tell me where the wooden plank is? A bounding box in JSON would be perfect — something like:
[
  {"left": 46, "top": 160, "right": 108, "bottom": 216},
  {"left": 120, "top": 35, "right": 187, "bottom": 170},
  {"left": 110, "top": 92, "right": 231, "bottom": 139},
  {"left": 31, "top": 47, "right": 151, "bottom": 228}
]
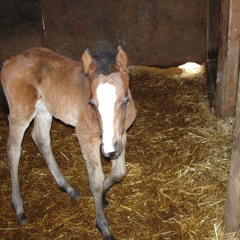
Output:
[
  {"left": 224, "top": 70, "right": 240, "bottom": 233},
  {"left": 224, "top": 0, "right": 240, "bottom": 231},
  {"left": 215, "top": 0, "right": 229, "bottom": 116},
  {"left": 216, "top": 0, "right": 240, "bottom": 116}
]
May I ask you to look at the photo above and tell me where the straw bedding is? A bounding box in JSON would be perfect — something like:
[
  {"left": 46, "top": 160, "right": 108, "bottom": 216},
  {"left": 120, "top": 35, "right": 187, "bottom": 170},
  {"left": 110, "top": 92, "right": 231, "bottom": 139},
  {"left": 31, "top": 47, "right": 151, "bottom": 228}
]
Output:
[{"left": 0, "top": 63, "right": 236, "bottom": 239}]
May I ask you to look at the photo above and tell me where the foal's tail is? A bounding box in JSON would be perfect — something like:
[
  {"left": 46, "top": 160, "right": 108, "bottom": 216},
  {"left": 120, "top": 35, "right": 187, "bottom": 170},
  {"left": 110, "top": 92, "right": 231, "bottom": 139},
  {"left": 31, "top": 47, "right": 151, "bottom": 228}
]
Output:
[{"left": 0, "top": 62, "right": 9, "bottom": 115}]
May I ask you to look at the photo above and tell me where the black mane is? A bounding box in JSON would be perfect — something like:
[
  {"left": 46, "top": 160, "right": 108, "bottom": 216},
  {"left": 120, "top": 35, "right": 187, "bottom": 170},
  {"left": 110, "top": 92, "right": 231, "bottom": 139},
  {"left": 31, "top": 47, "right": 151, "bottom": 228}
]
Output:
[{"left": 93, "top": 52, "right": 116, "bottom": 75}]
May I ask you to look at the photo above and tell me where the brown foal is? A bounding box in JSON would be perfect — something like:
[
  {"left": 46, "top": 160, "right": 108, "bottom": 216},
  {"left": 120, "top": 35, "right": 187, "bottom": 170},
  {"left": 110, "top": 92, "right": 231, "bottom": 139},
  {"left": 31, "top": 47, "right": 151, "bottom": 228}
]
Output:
[{"left": 1, "top": 47, "right": 136, "bottom": 240}]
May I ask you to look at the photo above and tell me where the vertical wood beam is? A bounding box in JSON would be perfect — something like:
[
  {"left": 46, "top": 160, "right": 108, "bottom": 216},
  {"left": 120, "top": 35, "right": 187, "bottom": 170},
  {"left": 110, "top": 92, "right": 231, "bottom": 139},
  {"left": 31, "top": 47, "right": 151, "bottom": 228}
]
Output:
[
  {"left": 216, "top": 0, "right": 240, "bottom": 117},
  {"left": 223, "top": 1, "right": 240, "bottom": 231},
  {"left": 224, "top": 69, "right": 240, "bottom": 232}
]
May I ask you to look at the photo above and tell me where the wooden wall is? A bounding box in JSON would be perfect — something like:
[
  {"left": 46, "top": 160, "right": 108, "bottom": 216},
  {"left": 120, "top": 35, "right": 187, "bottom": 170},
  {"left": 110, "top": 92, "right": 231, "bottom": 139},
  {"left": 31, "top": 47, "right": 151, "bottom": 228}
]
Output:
[
  {"left": 41, "top": 0, "right": 208, "bottom": 67},
  {"left": 208, "top": 0, "right": 221, "bottom": 59},
  {"left": 221, "top": 0, "right": 240, "bottom": 233},
  {"left": 0, "top": 0, "right": 40, "bottom": 26},
  {"left": 216, "top": 0, "right": 240, "bottom": 117}
]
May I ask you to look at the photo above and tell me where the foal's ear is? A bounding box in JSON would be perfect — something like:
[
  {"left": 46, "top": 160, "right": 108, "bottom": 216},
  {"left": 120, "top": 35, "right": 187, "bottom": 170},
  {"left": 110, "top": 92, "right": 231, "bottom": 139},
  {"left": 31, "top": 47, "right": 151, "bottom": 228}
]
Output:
[
  {"left": 81, "top": 49, "right": 97, "bottom": 76},
  {"left": 115, "top": 46, "right": 128, "bottom": 74}
]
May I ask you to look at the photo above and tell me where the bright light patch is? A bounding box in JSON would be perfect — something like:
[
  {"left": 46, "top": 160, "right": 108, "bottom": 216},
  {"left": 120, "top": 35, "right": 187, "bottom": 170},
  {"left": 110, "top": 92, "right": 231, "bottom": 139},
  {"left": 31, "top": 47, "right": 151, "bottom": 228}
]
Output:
[{"left": 179, "top": 62, "right": 202, "bottom": 74}]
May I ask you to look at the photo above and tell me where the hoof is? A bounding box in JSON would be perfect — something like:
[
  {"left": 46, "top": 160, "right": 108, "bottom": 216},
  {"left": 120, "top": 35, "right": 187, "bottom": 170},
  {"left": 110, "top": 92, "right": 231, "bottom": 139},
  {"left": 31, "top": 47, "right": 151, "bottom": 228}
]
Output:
[
  {"left": 17, "top": 213, "right": 28, "bottom": 226},
  {"left": 59, "top": 186, "right": 81, "bottom": 201},
  {"left": 104, "top": 235, "right": 115, "bottom": 240},
  {"left": 96, "top": 222, "right": 115, "bottom": 240},
  {"left": 70, "top": 188, "right": 81, "bottom": 201}
]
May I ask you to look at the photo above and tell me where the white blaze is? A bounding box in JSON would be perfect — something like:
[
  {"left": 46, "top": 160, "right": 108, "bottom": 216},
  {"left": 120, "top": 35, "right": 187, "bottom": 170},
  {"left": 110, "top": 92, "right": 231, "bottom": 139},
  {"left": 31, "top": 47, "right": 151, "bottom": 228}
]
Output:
[{"left": 96, "top": 83, "right": 117, "bottom": 153}]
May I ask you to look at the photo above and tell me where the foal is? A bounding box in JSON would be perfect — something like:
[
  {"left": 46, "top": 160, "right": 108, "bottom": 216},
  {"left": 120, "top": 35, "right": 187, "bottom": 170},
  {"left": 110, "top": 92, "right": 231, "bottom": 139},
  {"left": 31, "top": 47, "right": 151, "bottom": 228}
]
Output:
[{"left": 1, "top": 47, "right": 136, "bottom": 239}]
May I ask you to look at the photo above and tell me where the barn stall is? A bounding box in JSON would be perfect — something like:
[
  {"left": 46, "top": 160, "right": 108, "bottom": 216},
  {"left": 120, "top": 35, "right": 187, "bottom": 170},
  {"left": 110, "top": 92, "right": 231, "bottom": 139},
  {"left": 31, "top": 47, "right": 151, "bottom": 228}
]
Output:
[{"left": 0, "top": 0, "right": 239, "bottom": 239}]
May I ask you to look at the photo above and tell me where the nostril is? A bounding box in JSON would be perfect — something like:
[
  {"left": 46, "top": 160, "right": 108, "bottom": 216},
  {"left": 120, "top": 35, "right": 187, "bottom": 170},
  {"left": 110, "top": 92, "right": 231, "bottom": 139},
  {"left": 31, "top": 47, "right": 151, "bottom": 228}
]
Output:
[
  {"left": 106, "top": 151, "right": 117, "bottom": 159},
  {"left": 114, "top": 142, "right": 122, "bottom": 154},
  {"left": 111, "top": 142, "right": 122, "bottom": 159},
  {"left": 101, "top": 142, "right": 122, "bottom": 159}
]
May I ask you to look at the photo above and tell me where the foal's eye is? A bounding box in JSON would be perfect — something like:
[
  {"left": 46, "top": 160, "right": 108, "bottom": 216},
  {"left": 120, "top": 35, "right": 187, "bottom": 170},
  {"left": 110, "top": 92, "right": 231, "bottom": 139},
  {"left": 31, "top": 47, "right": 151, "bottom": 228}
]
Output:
[
  {"left": 89, "top": 99, "right": 96, "bottom": 107},
  {"left": 122, "top": 99, "right": 129, "bottom": 107}
]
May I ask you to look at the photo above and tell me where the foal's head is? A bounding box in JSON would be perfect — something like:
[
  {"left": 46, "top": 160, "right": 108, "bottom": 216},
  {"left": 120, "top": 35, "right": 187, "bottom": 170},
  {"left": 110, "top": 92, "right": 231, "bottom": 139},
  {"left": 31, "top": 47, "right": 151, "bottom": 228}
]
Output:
[{"left": 82, "top": 47, "right": 129, "bottom": 159}]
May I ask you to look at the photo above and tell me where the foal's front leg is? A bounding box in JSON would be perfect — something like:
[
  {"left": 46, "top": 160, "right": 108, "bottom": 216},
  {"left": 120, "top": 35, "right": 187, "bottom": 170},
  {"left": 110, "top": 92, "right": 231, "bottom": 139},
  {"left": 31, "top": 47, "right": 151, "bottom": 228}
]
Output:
[
  {"left": 103, "top": 133, "right": 127, "bottom": 208},
  {"left": 78, "top": 134, "right": 114, "bottom": 240}
]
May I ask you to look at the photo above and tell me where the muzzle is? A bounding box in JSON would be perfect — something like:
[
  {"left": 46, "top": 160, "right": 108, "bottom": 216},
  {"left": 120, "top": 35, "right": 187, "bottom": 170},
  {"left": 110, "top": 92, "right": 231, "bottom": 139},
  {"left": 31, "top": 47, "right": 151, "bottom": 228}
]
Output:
[{"left": 101, "top": 141, "right": 123, "bottom": 159}]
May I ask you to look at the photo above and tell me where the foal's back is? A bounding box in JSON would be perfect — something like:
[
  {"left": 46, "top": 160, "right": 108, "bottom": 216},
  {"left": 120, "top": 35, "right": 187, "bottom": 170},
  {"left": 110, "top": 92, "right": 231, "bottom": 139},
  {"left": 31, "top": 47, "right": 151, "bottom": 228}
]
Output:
[{"left": 1, "top": 48, "right": 91, "bottom": 126}]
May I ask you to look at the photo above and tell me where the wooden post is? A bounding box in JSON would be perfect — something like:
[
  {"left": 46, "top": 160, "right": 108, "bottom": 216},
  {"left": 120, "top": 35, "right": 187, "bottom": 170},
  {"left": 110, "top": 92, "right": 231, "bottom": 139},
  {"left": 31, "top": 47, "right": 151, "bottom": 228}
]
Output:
[
  {"left": 223, "top": 0, "right": 240, "bottom": 232},
  {"left": 224, "top": 0, "right": 240, "bottom": 230},
  {"left": 216, "top": 0, "right": 240, "bottom": 117},
  {"left": 224, "top": 69, "right": 240, "bottom": 232}
]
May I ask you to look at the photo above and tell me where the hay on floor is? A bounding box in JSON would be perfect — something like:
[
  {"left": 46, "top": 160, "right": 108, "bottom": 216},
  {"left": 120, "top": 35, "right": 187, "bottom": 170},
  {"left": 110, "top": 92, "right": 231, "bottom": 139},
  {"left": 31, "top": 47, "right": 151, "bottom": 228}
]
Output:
[{"left": 0, "top": 64, "right": 235, "bottom": 239}]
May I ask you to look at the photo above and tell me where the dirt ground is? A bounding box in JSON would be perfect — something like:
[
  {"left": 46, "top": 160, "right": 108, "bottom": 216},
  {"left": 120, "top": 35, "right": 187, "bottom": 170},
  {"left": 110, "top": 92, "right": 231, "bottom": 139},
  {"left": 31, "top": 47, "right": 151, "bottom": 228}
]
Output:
[{"left": 0, "top": 21, "right": 237, "bottom": 240}]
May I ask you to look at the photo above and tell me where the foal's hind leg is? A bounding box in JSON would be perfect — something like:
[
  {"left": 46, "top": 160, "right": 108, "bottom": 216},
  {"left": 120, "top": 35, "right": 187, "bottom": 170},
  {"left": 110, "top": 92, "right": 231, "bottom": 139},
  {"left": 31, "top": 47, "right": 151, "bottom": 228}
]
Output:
[
  {"left": 102, "top": 133, "right": 127, "bottom": 208},
  {"left": 8, "top": 115, "right": 35, "bottom": 225},
  {"left": 31, "top": 104, "right": 80, "bottom": 200}
]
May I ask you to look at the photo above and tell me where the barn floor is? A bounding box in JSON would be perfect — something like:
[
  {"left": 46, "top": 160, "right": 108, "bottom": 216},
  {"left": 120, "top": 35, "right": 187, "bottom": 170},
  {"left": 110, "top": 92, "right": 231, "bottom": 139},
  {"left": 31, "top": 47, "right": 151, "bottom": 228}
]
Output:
[{"left": 0, "top": 22, "right": 237, "bottom": 240}]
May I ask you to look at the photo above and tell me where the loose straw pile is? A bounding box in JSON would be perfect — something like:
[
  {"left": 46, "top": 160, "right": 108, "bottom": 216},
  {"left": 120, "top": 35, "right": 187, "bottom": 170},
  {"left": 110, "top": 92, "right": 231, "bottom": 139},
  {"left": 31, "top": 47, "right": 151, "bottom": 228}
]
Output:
[{"left": 0, "top": 64, "right": 235, "bottom": 239}]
